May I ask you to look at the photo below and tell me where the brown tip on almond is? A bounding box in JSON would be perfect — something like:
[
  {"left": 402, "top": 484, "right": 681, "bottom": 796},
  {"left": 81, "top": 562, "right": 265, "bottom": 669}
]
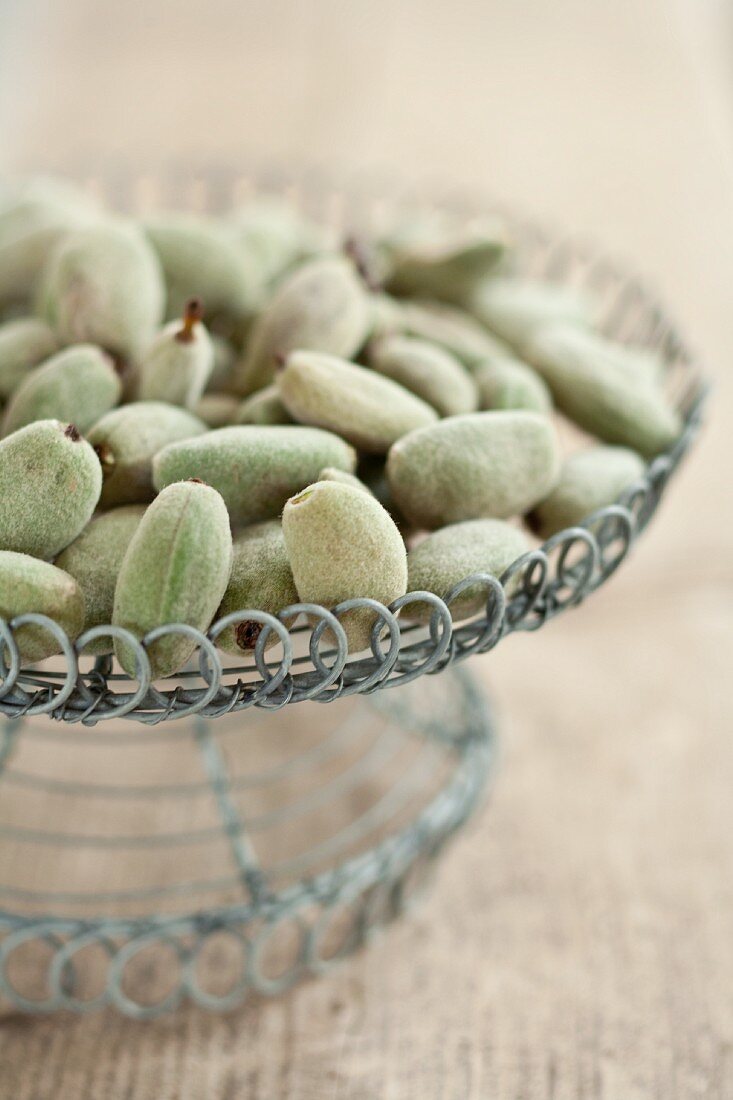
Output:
[
  {"left": 107, "top": 351, "right": 128, "bottom": 376},
  {"left": 64, "top": 423, "right": 81, "bottom": 442},
  {"left": 187, "top": 477, "right": 205, "bottom": 485},
  {"left": 93, "top": 442, "right": 116, "bottom": 475},
  {"left": 176, "top": 297, "right": 204, "bottom": 343},
  {"left": 236, "top": 620, "right": 263, "bottom": 651},
  {"left": 343, "top": 234, "right": 381, "bottom": 291},
  {"left": 273, "top": 350, "right": 287, "bottom": 370}
]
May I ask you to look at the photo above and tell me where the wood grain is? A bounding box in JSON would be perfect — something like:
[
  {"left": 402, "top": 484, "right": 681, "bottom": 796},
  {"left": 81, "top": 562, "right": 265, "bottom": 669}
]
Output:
[{"left": 0, "top": 1, "right": 731, "bottom": 1096}]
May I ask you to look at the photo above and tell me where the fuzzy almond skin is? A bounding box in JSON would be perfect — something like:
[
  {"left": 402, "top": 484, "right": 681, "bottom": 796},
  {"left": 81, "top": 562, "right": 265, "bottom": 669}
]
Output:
[
  {"left": 137, "top": 318, "right": 214, "bottom": 408},
  {"left": 0, "top": 178, "right": 100, "bottom": 307},
  {"left": 113, "top": 481, "right": 233, "bottom": 679},
  {"left": 384, "top": 219, "right": 507, "bottom": 304},
  {"left": 40, "top": 221, "right": 165, "bottom": 362},
  {"left": 529, "top": 445, "right": 646, "bottom": 539},
  {"left": 387, "top": 411, "right": 561, "bottom": 528},
  {"left": 56, "top": 505, "right": 146, "bottom": 655},
  {"left": 0, "top": 550, "right": 85, "bottom": 662},
  {"left": 406, "top": 519, "right": 529, "bottom": 623},
  {"left": 0, "top": 317, "right": 58, "bottom": 399},
  {"left": 525, "top": 326, "right": 681, "bottom": 457},
  {"left": 233, "top": 256, "right": 370, "bottom": 396},
  {"left": 0, "top": 419, "right": 102, "bottom": 559},
  {"left": 277, "top": 350, "right": 437, "bottom": 453},
  {"left": 153, "top": 425, "right": 357, "bottom": 526},
  {"left": 470, "top": 278, "right": 594, "bottom": 350},
  {"left": 398, "top": 298, "right": 511, "bottom": 370},
  {"left": 368, "top": 335, "right": 478, "bottom": 417},
  {"left": 228, "top": 198, "right": 325, "bottom": 292},
  {"left": 235, "top": 384, "right": 293, "bottom": 425},
  {"left": 87, "top": 402, "right": 207, "bottom": 507},
  {"left": 475, "top": 356, "right": 552, "bottom": 413},
  {"left": 2, "top": 344, "right": 121, "bottom": 435},
  {"left": 216, "top": 521, "right": 298, "bottom": 655},
  {"left": 194, "top": 392, "right": 240, "bottom": 429},
  {"left": 525, "top": 322, "right": 665, "bottom": 389},
  {"left": 144, "top": 214, "right": 257, "bottom": 324},
  {"left": 282, "top": 480, "right": 407, "bottom": 652}
]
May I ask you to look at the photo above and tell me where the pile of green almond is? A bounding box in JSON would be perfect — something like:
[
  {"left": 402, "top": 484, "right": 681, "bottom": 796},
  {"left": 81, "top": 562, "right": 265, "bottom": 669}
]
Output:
[{"left": 0, "top": 178, "right": 681, "bottom": 678}]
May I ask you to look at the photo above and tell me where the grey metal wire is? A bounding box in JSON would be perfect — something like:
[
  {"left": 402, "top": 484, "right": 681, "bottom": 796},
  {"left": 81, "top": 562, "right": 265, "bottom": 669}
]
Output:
[{"left": 0, "top": 169, "right": 707, "bottom": 1016}]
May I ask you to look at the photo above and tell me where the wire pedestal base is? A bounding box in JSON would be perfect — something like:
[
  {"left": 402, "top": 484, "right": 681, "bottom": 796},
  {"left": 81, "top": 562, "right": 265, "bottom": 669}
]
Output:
[{"left": 0, "top": 666, "right": 494, "bottom": 1017}]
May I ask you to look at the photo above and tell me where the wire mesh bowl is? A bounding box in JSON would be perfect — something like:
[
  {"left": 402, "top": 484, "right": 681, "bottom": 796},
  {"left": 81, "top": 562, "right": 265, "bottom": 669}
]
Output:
[{"left": 0, "top": 168, "right": 706, "bottom": 1017}]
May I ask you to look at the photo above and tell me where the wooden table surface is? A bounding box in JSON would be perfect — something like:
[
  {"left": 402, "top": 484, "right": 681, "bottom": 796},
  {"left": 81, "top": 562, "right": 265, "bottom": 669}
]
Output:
[{"left": 0, "top": 2, "right": 732, "bottom": 1096}]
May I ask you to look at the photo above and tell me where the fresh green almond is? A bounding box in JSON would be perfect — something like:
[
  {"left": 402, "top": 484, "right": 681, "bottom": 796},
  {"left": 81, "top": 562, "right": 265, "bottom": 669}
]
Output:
[
  {"left": 2, "top": 344, "right": 121, "bottom": 435},
  {"left": 137, "top": 300, "right": 214, "bottom": 409},
  {"left": 525, "top": 322, "right": 666, "bottom": 389},
  {"left": 40, "top": 220, "right": 165, "bottom": 362},
  {"left": 235, "top": 383, "right": 293, "bottom": 425},
  {"left": 144, "top": 213, "right": 258, "bottom": 325},
  {"left": 368, "top": 334, "right": 478, "bottom": 417},
  {"left": 0, "top": 420, "right": 102, "bottom": 559},
  {"left": 0, "top": 178, "right": 100, "bottom": 307},
  {"left": 282, "top": 480, "right": 407, "bottom": 652},
  {"left": 0, "top": 550, "right": 85, "bottom": 662},
  {"left": 216, "top": 520, "right": 298, "bottom": 655},
  {"left": 398, "top": 298, "right": 512, "bottom": 369},
  {"left": 387, "top": 411, "right": 561, "bottom": 528},
  {"left": 470, "top": 278, "right": 594, "bottom": 350},
  {"left": 525, "top": 326, "right": 681, "bottom": 456},
  {"left": 384, "top": 217, "right": 507, "bottom": 304},
  {"left": 113, "top": 480, "right": 233, "bottom": 679},
  {"left": 0, "top": 317, "right": 58, "bottom": 399},
  {"left": 87, "top": 401, "right": 207, "bottom": 507},
  {"left": 406, "top": 519, "right": 529, "bottom": 622},
  {"left": 233, "top": 255, "right": 370, "bottom": 396},
  {"left": 56, "top": 505, "right": 146, "bottom": 655},
  {"left": 475, "top": 356, "right": 552, "bottom": 413},
  {"left": 228, "top": 198, "right": 327, "bottom": 293},
  {"left": 153, "top": 424, "right": 357, "bottom": 525},
  {"left": 529, "top": 445, "right": 646, "bottom": 539},
  {"left": 277, "top": 350, "right": 437, "bottom": 453}
]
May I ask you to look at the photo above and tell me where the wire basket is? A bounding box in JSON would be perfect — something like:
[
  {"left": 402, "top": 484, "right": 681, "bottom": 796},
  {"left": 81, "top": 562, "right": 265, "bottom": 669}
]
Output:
[{"left": 0, "top": 168, "right": 706, "bottom": 1016}]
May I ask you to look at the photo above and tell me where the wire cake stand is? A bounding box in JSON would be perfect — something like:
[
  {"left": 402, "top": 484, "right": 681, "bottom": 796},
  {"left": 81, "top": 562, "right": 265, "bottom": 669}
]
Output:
[{"left": 0, "top": 169, "right": 706, "bottom": 1017}]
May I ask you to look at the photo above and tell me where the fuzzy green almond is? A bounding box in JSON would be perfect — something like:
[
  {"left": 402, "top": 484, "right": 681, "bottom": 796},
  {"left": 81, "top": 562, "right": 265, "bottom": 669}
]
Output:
[
  {"left": 0, "top": 419, "right": 102, "bottom": 559},
  {"left": 0, "top": 177, "right": 100, "bottom": 307},
  {"left": 56, "top": 505, "right": 147, "bottom": 655},
  {"left": 282, "top": 480, "right": 407, "bottom": 652},
  {"left": 525, "top": 326, "right": 681, "bottom": 457},
  {"left": 145, "top": 213, "right": 258, "bottom": 326},
  {"left": 383, "top": 217, "right": 507, "bottom": 304},
  {"left": 368, "top": 334, "right": 478, "bottom": 417},
  {"left": 87, "top": 401, "right": 207, "bottom": 508},
  {"left": 39, "top": 220, "right": 165, "bottom": 363},
  {"left": 528, "top": 445, "right": 646, "bottom": 539},
  {"left": 386, "top": 411, "right": 561, "bottom": 528},
  {"left": 232, "top": 255, "right": 370, "bottom": 396},
  {"left": 277, "top": 350, "right": 437, "bottom": 453},
  {"left": 113, "top": 480, "right": 233, "bottom": 679},
  {"left": 2, "top": 344, "right": 122, "bottom": 435},
  {"left": 525, "top": 322, "right": 666, "bottom": 390},
  {"left": 228, "top": 198, "right": 327, "bottom": 294},
  {"left": 406, "top": 519, "right": 529, "bottom": 623},
  {"left": 470, "top": 277, "right": 594, "bottom": 350},
  {"left": 0, "top": 317, "right": 58, "bottom": 399},
  {"left": 137, "top": 300, "right": 214, "bottom": 409},
  {"left": 397, "top": 298, "right": 511, "bottom": 370},
  {"left": 153, "top": 424, "right": 357, "bottom": 526},
  {"left": 0, "top": 550, "right": 85, "bottom": 662},
  {"left": 475, "top": 356, "right": 552, "bottom": 414},
  {"left": 216, "top": 521, "right": 298, "bottom": 655}
]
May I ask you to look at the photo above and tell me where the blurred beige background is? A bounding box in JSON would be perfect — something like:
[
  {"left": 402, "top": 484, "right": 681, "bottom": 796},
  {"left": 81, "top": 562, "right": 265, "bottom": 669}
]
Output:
[{"left": 0, "top": 2, "right": 732, "bottom": 1097}]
